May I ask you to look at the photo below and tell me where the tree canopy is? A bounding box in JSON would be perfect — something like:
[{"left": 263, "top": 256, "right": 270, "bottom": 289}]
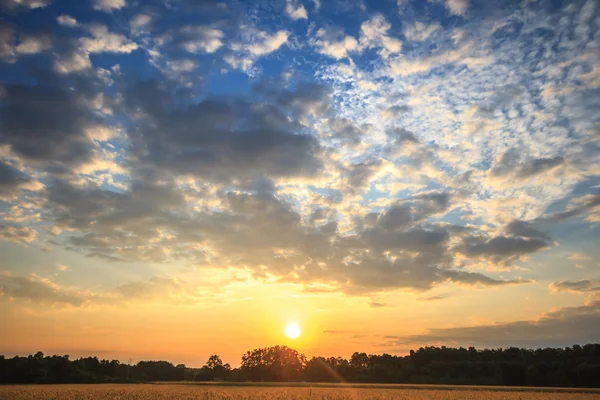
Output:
[{"left": 1, "top": 344, "right": 600, "bottom": 387}]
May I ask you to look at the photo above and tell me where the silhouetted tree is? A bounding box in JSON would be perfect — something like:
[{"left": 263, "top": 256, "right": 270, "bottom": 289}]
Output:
[{"left": 1, "top": 344, "right": 600, "bottom": 387}]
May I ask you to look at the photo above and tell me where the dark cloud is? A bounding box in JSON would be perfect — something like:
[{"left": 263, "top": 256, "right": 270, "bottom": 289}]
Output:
[
  {"left": 327, "top": 118, "right": 365, "bottom": 145},
  {"left": 369, "top": 301, "right": 388, "bottom": 308},
  {"left": 550, "top": 280, "right": 600, "bottom": 293},
  {"left": 458, "top": 235, "right": 550, "bottom": 266},
  {"left": 40, "top": 178, "right": 523, "bottom": 294},
  {"left": 124, "top": 81, "right": 324, "bottom": 183},
  {"left": 391, "top": 300, "right": 600, "bottom": 348},
  {"left": 504, "top": 220, "right": 552, "bottom": 241},
  {"left": 490, "top": 150, "right": 565, "bottom": 180},
  {"left": 0, "top": 161, "right": 31, "bottom": 199},
  {"left": 515, "top": 156, "right": 565, "bottom": 179},
  {"left": 540, "top": 194, "right": 600, "bottom": 223},
  {"left": 0, "top": 82, "right": 103, "bottom": 169},
  {"left": 343, "top": 159, "right": 384, "bottom": 191},
  {"left": 417, "top": 295, "right": 446, "bottom": 301},
  {"left": 0, "top": 273, "right": 89, "bottom": 307},
  {"left": 0, "top": 24, "right": 16, "bottom": 62},
  {"left": 377, "top": 192, "right": 452, "bottom": 231},
  {"left": 386, "top": 127, "right": 419, "bottom": 146}
]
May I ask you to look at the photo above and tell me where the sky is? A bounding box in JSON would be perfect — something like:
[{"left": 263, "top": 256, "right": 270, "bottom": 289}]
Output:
[{"left": 0, "top": 0, "right": 599, "bottom": 367}]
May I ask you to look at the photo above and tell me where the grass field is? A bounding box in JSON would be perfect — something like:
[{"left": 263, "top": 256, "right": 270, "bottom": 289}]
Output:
[{"left": 1, "top": 384, "right": 600, "bottom": 400}]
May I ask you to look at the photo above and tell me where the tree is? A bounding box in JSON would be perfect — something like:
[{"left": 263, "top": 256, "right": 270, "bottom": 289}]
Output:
[
  {"left": 241, "top": 345, "right": 306, "bottom": 382},
  {"left": 203, "top": 355, "right": 231, "bottom": 381}
]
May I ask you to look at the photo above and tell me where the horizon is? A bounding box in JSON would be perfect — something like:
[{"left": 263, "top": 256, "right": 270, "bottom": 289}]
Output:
[
  {"left": 2, "top": 343, "right": 600, "bottom": 370},
  {"left": 1, "top": 0, "right": 600, "bottom": 371}
]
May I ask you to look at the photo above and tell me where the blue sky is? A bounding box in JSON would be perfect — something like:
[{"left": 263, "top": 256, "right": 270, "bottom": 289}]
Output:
[{"left": 0, "top": 0, "right": 599, "bottom": 365}]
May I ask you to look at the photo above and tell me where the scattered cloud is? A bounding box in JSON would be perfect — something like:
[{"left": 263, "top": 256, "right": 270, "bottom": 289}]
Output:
[
  {"left": 93, "top": 0, "right": 125, "bottom": 13},
  {"left": 57, "top": 15, "right": 79, "bottom": 28},
  {"left": 285, "top": 0, "right": 308, "bottom": 20},
  {"left": 179, "top": 26, "right": 224, "bottom": 53}
]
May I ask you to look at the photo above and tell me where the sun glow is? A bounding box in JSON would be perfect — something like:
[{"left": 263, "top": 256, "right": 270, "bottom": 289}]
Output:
[{"left": 285, "top": 322, "right": 301, "bottom": 339}]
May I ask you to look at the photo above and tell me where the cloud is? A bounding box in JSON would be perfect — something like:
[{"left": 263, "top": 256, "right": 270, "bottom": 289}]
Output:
[
  {"left": 123, "top": 81, "right": 323, "bottom": 183},
  {"left": 166, "top": 58, "right": 197, "bottom": 73},
  {"left": 458, "top": 235, "right": 551, "bottom": 267},
  {"left": 0, "top": 272, "right": 218, "bottom": 307},
  {"left": 0, "top": 81, "right": 106, "bottom": 168},
  {"left": 80, "top": 24, "right": 138, "bottom": 53},
  {"left": 0, "top": 273, "right": 91, "bottom": 306},
  {"left": 0, "top": 0, "right": 51, "bottom": 10},
  {"left": 404, "top": 21, "right": 440, "bottom": 42},
  {"left": 0, "top": 224, "right": 37, "bottom": 244},
  {"left": 93, "top": 0, "right": 125, "bottom": 12},
  {"left": 0, "top": 0, "right": 598, "bottom": 309},
  {"left": 56, "top": 264, "right": 69, "bottom": 271},
  {"left": 568, "top": 253, "right": 593, "bottom": 261},
  {"left": 358, "top": 14, "right": 402, "bottom": 55},
  {"left": 130, "top": 14, "right": 151, "bottom": 30},
  {"left": 57, "top": 14, "right": 79, "bottom": 27},
  {"left": 369, "top": 301, "right": 388, "bottom": 308},
  {"left": 489, "top": 150, "right": 566, "bottom": 181},
  {"left": 388, "top": 36, "right": 490, "bottom": 76},
  {"left": 541, "top": 195, "right": 600, "bottom": 224},
  {"left": 549, "top": 280, "right": 600, "bottom": 294},
  {"left": 247, "top": 30, "right": 288, "bottom": 56},
  {"left": 0, "top": 25, "right": 16, "bottom": 62},
  {"left": 311, "top": 15, "right": 401, "bottom": 60},
  {"left": 15, "top": 34, "right": 52, "bottom": 54},
  {"left": 179, "top": 26, "right": 224, "bottom": 53},
  {"left": 311, "top": 27, "right": 358, "bottom": 59},
  {"left": 392, "top": 300, "right": 600, "bottom": 348},
  {"left": 0, "top": 161, "right": 39, "bottom": 200},
  {"left": 53, "top": 48, "right": 92, "bottom": 74},
  {"left": 285, "top": 0, "right": 308, "bottom": 20},
  {"left": 445, "top": 0, "right": 468, "bottom": 15},
  {"left": 417, "top": 295, "right": 446, "bottom": 301}
]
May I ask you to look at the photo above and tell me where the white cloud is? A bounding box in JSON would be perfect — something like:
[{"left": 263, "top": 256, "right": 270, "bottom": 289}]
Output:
[
  {"left": 568, "top": 252, "right": 592, "bottom": 261},
  {"left": 166, "top": 58, "right": 197, "bottom": 73},
  {"left": 56, "top": 263, "right": 69, "bottom": 271},
  {"left": 54, "top": 49, "right": 92, "bottom": 74},
  {"left": 359, "top": 14, "right": 402, "bottom": 55},
  {"left": 180, "top": 26, "right": 224, "bottom": 53},
  {"left": 445, "top": 0, "right": 468, "bottom": 15},
  {"left": 80, "top": 24, "right": 138, "bottom": 53},
  {"left": 57, "top": 15, "right": 79, "bottom": 28},
  {"left": 93, "top": 0, "right": 125, "bottom": 12},
  {"left": 15, "top": 35, "right": 52, "bottom": 54},
  {"left": 286, "top": 0, "right": 308, "bottom": 20},
  {"left": 130, "top": 14, "right": 151, "bottom": 30},
  {"left": 247, "top": 30, "right": 289, "bottom": 56},
  {"left": 404, "top": 21, "right": 440, "bottom": 41},
  {"left": 311, "top": 28, "right": 358, "bottom": 59}
]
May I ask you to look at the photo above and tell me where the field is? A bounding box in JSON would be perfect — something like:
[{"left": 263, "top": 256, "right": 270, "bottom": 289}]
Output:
[{"left": 1, "top": 384, "right": 600, "bottom": 400}]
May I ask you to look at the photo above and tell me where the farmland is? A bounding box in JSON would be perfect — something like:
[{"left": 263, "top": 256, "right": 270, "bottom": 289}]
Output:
[{"left": 1, "top": 384, "right": 600, "bottom": 400}]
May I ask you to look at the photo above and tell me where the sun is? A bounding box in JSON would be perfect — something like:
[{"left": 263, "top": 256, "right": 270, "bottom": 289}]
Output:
[{"left": 285, "top": 322, "right": 301, "bottom": 339}]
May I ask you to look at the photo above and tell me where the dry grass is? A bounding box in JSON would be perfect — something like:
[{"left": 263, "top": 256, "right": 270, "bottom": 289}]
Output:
[{"left": 1, "top": 384, "right": 600, "bottom": 400}]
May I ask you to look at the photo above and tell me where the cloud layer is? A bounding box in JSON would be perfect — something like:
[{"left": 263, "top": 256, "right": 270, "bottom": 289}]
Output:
[{"left": 0, "top": 0, "right": 599, "bottom": 351}]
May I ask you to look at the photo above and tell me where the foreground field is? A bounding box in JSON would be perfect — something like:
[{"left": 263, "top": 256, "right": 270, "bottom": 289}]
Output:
[{"left": 1, "top": 384, "right": 600, "bottom": 400}]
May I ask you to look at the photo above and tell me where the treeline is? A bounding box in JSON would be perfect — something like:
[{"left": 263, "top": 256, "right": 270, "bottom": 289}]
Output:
[{"left": 1, "top": 344, "right": 600, "bottom": 387}]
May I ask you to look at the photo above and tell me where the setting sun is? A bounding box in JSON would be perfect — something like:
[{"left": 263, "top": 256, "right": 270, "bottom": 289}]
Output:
[{"left": 285, "top": 323, "right": 301, "bottom": 339}]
